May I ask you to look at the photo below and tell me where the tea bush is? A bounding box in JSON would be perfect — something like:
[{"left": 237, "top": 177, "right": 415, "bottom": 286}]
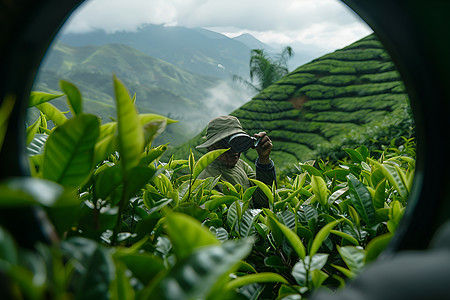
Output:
[{"left": 0, "top": 78, "right": 415, "bottom": 299}]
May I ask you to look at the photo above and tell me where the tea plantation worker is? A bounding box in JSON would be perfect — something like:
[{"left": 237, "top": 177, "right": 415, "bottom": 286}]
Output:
[{"left": 196, "top": 115, "right": 276, "bottom": 208}]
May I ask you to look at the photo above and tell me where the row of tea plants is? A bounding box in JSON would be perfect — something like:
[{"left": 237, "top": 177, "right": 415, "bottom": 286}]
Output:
[{"left": 0, "top": 77, "right": 415, "bottom": 299}]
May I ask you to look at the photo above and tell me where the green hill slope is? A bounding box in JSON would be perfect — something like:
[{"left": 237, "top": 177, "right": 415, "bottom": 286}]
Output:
[
  {"left": 32, "top": 42, "right": 251, "bottom": 145},
  {"left": 167, "top": 34, "right": 413, "bottom": 167}
]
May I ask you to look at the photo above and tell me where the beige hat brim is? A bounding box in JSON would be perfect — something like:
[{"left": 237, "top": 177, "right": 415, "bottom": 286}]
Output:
[
  {"left": 196, "top": 116, "right": 247, "bottom": 149},
  {"left": 196, "top": 128, "right": 246, "bottom": 148}
]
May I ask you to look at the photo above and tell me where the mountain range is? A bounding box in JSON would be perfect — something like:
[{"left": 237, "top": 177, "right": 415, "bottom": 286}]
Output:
[{"left": 58, "top": 24, "right": 317, "bottom": 80}]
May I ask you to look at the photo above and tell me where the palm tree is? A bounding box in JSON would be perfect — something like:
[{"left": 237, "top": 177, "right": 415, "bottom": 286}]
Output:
[{"left": 233, "top": 46, "right": 294, "bottom": 92}]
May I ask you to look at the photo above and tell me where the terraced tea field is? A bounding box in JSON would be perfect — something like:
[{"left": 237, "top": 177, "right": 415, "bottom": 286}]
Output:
[{"left": 168, "top": 34, "right": 412, "bottom": 168}]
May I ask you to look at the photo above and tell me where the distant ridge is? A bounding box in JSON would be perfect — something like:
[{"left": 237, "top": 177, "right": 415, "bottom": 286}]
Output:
[
  {"left": 168, "top": 34, "right": 412, "bottom": 168},
  {"left": 232, "top": 33, "right": 276, "bottom": 52},
  {"left": 59, "top": 24, "right": 254, "bottom": 80},
  {"left": 32, "top": 41, "right": 252, "bottom": 145}
]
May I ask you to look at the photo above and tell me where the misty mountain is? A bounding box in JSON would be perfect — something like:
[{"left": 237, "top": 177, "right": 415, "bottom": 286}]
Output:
[
  {"left": 59, "top": 24, "right": 254, "bottom": 80},
  {"left": 33, "top": 41, "right": 253, "bottom": 145},
  {"left": 232, "top": 33, "right": 276, "bottom": 52},
  {"left": 58, "top": 24, "right": 314, "bottom": 80},
  {"left": 231, "top": 32, "right": 326, "bottom": 71}
]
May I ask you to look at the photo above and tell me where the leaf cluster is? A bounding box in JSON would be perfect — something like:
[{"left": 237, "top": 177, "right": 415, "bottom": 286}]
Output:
[{"left": 0, "top": 79, "right": 415, "bottom": 299}]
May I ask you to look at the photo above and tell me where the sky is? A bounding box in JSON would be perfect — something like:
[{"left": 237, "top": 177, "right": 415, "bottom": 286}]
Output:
[{"left": 63, "top": 0, "right": 373, "bottom": 53}]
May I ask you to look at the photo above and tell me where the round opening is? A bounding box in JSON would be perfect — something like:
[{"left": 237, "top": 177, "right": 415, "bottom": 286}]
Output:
[
  {"left": 1, "top": 0, "right": 423, "bottom": 250},
  {"left": 1, "top": 1, "right": 450, "bottom": 298}
]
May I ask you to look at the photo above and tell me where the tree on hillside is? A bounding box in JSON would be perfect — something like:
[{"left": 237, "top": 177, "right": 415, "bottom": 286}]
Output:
[{"left": 233, "top": 46, "right": 294, "bottom": 92}]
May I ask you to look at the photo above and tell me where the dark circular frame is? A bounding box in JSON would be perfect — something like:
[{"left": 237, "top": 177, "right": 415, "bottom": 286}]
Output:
[{"left": 1, "top": 0, "right": 450, "bottom": 253}]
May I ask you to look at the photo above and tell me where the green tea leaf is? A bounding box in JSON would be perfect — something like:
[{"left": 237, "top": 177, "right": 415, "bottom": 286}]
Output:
[
  {"left": 373, "top": 179, "right": 386, "bottom": 209},
  {"left": 0, "top": 226, "right": 18, "bottom": 264},
  {"left": 98, "top": 122, "right": 117, "bottom": 140},
  {"left": 142, "top": 118, "right": 167, "bottom": 146},
  {"left": 26, "top": 116, "right": 41, "bottom": 144},
  {"left": 292, "top": 254, "right": 328, "bottom": 286},
  {"left": 192, "top": 148, "right": 228, "bottom": 179},
  {"left": 227, "top": 202, "right": 240, "bottom": 231},
  {"left": 248, "top": 178, "right": 273, "bottom": 206},
  {"left": 95, "top": 164, "right": 122, "bottom": 200},
  {"left": 61, "top": 238, "right": 115, "bottom": 300},
  {"left": 28, "top": 91, "right": 63, "bottom": 107},
  {"left": 145, "top": 238, "right": 253, "bottom": 300},
  {"left": 110, "top": 261, "right": 135, "bottom": 300},
  {"left": 311, "top": 269, "right": 329, "bottom": 288},
  {"left": 328, "top": 187, "right": 348, "bottom": 205},
  {"left": 242, "top": 186, "right": 258, "bottom": 202},
  {"left": 394, "top": 164, "right": 409, "bottom": 193},
  {"left": 302, "top": 205, "right": 318, "bottom": 222},
  {"left": 324, "top": 168, "right": 350, "bottom": 182},
  {"left": 165, "top": 212, "right": 219, "bottom": 260},
  {"left": 125, "top": 166, "right": 156, "bottom": 199},
  {"left": 277, "top": 210, "right": 296, "bottom": 230},
  {"left": 356, "top": 145, "right": 370, "bottom": 160},
  {"left": 310, "top": 219, "right": 342, "bottom": 256},
  {"left": 189, "top": 149, "right": 195, "bottom": 175},
  {"left": 368, "top": 158, "right": 408, "bottom": 199},
  {"left": 0, "top": 178, "right": 64, "bottom": 209},
  {"left": 60, "top": 80, "right": 83, "bottom": 116},
  {"left": 265, "top": 212, "right": 284, "bottom": 247},
  {"left": 113, "top": 75, "right": 144, "bottom": 174},
  {"left": 43, "top": 114, "right": 100, "bottom": 187},
  {"left": 210, "top": 227, "right": 229, "bottom": 242},
  {"left": 0, "top": 178, "right": 79, "bottom": 235},
  {"left": 365, "top": 233, "right": 393, "bottom": 263},
  {"left": 330, "top": 230, "right": 359, "bottom": 246},
  {"left": 337, "top": 246, "right": 365, "bottom": 274},
  {"left": 36, "top": 102, "right": 68, "bottom": 126},
  {"left": 344, "top": 148, "right": 364, "bottom": 163},
  {"left": 370, "top": 167, "right": 385, "bottom": 188},
  {"left": 27, "top": 133, "right": 48, "bottom": 156},
  {"left": 94, "top": 134, "right": 116, "bottom": 166},
  {"left": 347, "top": 174, "right": 376, "bottom": 225},
  {"left": 331, "top": 263, "right": 354, "bottom": 279},
  {"left": 225, "top": 273, "right": 288, "bottom": 290},
  {"left": 204, "top": 195, "right": 240, "bottom": 211},
  {"left": 139, "top": 113, "right": 177, "bottom": 125},
  {"left": 299, "top": 164, "right": 323, "bottom": 178},
  {"left": 239, "top": 209, "right": 262, "bottom": 238},
  {"left": 348, "top": 205, "right": 360, "bottom": 228},
  {"left": 311, "top": 175, "right": 328, "bottom": 207},
  {"left": 269, "top": 216, "right": 306, "bottom": 259},
  {"left": 116, "top": 253, "right": 165, "bottom": 285}
]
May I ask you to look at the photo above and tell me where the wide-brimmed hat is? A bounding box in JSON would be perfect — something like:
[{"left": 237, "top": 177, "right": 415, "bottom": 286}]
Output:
[{"left": 196, "top": 116, "right": 247, "bottom": 149}]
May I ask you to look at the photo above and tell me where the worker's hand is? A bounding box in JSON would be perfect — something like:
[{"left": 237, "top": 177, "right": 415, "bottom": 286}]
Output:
[{"left": 254, "top": 132, "right": 272, "bottom": 164}]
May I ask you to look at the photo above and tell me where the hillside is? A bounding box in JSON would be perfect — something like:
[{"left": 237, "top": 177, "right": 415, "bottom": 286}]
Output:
[
  {"left": 167, "top": 34, "right": 412, "bottom": 168},
  {"left": 32, "top": 42, "right": 252, "bottom": 144}
]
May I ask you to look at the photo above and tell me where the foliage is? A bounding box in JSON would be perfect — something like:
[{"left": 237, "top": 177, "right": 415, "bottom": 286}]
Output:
[
  {"left": 233, "top": 46, "right": 294, "bottom": 92},
  {"left": 0, "top": 79, "right": 416, "bottom": 299}
]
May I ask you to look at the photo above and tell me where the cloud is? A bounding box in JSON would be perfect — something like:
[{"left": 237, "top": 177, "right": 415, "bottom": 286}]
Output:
[
  {"left": 182, "top": 80, "right": 254, "bottom": 133},
  {"left": 63, "top": 0, "right": 372, "bottom": 51}
]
